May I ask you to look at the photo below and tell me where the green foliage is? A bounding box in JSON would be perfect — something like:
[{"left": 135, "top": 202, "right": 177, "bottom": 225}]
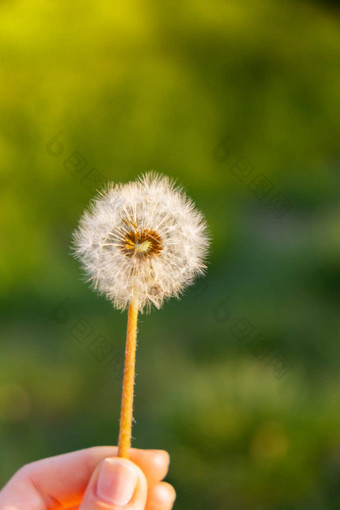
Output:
[{"left": 0, "top": 1, "right": 339, "bottom": 508}]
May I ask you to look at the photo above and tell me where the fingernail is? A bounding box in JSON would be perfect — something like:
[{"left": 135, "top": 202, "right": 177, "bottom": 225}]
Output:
[{"left": 96, "top": 458, "right": 138, "bottom": 506}]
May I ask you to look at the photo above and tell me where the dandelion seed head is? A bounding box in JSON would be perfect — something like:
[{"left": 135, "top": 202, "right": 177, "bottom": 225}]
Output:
[{"left": 73, "top": 172, "right": 210, "bottom": 312}]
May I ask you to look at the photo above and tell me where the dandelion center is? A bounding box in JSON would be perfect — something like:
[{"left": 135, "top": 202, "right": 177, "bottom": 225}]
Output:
[{"left": 122, "top": 229, "right": 163, "bottom": 259}]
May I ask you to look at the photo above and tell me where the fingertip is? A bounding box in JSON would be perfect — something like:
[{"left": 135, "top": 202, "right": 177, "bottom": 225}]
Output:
[
  {"left": 148, "top": 450, "right": 170, "bottom": 474},
  {"left": 80, "top": 457, "right": 148, "bottom": 509},
  {"left": 128, "top": 449, "right": 170, "bottom": 484},
  {"left": 148, "top": 482, "right": 177, "bottom": 509},
  {"left": 96, "top": 458, "right": 140, "bottom": 506}
]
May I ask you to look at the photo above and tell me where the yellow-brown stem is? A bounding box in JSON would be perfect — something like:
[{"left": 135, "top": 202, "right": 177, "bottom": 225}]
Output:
[{"left": 118, "top": 299, "right": 139, "bottom": 458}]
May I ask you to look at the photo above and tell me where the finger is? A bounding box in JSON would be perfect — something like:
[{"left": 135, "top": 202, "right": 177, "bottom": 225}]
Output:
[
  {"left": 146, "top": 482, "right": 176, "bottom": 510},
  {"left": 79, "top": 457, "right": 147, "bottom": 510},
  {"left": 64, "top": 482, "right": 176, "bottom": 510},
  {"left": 0, "top": 447, "right": 169, "bottom": 509},
  {"left": 131, "top": 449, "right": 170, "bottom": 485}
]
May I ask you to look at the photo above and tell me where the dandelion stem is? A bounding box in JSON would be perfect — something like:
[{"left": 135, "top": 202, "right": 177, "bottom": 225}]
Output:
[{"left": 118, "top": 299, "right": 139, "bottom": 458}]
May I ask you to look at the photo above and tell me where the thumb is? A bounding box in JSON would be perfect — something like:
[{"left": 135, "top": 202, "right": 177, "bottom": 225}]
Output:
[{"left": 79, "top": 457, "right": 147, "bottom": 510}]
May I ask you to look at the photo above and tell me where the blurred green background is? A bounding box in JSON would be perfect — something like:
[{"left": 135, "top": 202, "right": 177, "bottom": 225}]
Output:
[{"left": 1, "top": 1, "right": 339, "bottom": 508}]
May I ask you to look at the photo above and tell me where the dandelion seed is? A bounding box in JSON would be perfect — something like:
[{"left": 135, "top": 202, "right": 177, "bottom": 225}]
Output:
[{"left": 72, "top": 172, "right": 210, "bottom": 457}]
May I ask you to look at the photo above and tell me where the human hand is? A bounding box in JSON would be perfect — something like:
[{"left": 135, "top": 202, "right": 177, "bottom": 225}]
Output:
[{"left": 0, "top": 446, "right": 176, "bottom": 509}]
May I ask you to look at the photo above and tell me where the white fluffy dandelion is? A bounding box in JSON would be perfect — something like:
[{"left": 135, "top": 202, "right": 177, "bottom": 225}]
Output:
[
  {"left": 73, "top": 172, "right": 209, "bottom": 312},
  {"left": 72, "top": 172, "right": 210, "bottom": 459}
]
